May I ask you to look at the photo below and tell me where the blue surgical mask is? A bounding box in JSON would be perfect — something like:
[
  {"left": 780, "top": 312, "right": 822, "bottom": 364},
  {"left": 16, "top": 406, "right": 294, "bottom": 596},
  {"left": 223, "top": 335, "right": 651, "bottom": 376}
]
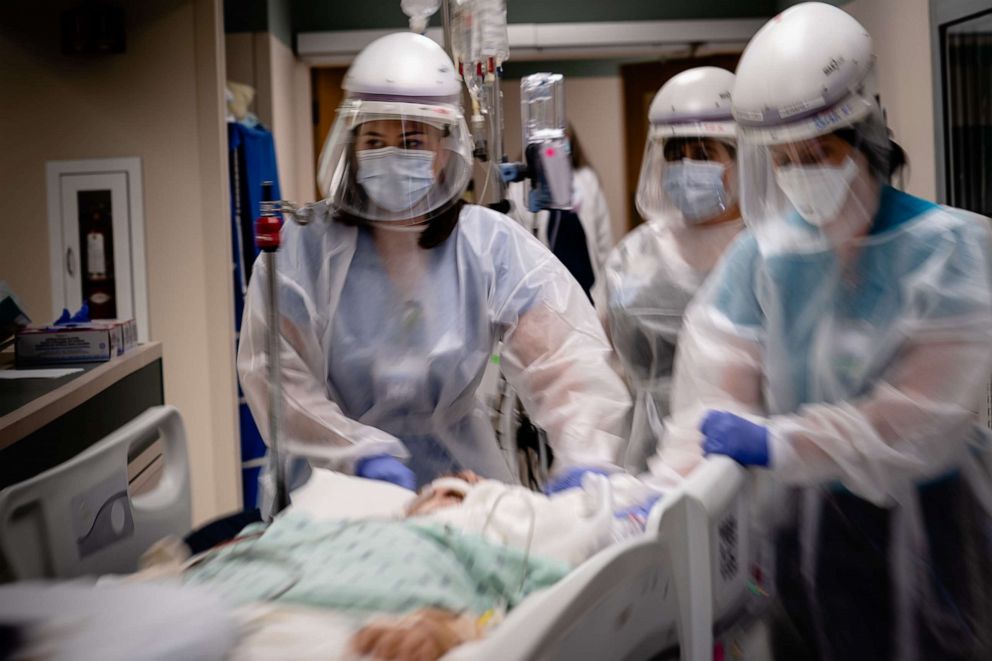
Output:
[
  {"left": 356, "top": 147, "right": 436, "bottom": 215},
  {"left": 662, "top": 159, "right": 730, "bottom": 223}
]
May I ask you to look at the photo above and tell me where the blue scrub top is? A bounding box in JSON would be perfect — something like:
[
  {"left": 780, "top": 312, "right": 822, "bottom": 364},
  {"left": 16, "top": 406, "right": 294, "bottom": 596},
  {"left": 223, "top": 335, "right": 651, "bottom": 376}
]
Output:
[
  {"left": 711, "top": 186, "right": 968, "bottom": 411},
  {"left": 324, "top": 213, "right": 545, "bottom": 483}
]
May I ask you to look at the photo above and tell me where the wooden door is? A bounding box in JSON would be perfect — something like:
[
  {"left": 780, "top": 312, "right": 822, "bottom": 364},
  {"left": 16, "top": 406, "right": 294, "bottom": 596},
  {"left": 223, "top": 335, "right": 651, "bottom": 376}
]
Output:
[{"left": 311, "top": 67, "right": 348, "bottom": 200}]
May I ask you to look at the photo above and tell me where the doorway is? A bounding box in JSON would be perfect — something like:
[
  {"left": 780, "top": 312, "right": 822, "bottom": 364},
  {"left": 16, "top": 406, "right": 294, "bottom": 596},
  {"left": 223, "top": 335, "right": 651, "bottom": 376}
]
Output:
[
  {"left": 931, "top": 0, "right": 992, "bottom": 428},
  {"left": 933, "top": 1, "right": 992, "bottom": 215},
  {"left": 311, "top": 67, "right": 348, "bottom": 200}
]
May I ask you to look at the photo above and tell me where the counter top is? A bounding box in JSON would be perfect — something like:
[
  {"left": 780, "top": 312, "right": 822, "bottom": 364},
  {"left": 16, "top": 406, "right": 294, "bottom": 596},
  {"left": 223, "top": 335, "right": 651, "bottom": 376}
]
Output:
[{"left": 0, "top": 342, "right": 163, "bottom": 451}]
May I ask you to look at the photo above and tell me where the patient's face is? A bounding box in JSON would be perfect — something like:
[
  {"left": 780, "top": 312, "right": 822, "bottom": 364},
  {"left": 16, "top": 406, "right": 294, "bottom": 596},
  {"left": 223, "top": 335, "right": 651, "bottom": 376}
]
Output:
[{"left": 405, "top": 471, "right": 481, "bottom": 516}]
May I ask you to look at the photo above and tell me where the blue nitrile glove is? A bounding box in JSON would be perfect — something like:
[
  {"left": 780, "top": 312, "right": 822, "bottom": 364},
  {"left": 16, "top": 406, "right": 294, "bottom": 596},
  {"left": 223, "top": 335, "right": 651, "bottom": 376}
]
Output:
[
  {"left": 69, "top": 302, "right": 90, "bottom": 323},
  {"left": 355, "top": 454, "right": 416, "bottom": 490},
  {"left": 53, "top": 303, "right": 90, "bottom": 326},
  {"left": 700, "top": 410, "right": 770, "bottom": 467},
  {"left": 545, "top": 466, "right": 611, "bottom": 494}
]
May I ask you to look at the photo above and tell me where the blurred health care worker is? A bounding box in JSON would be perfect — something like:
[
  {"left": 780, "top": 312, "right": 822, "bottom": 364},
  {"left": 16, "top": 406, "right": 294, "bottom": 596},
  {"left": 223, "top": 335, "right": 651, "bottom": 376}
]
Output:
[
  {"left": 508, "top": 128, "right": 614, "bottom": 301},
  {"left": 604, "top": 67, "right": 743, "bottom": 473},
  {"left": 238, "top": 33, "right": 630, "bottom": 492},
  {"left": 663, "top": 3, "right": 992, "bottom": 659}
]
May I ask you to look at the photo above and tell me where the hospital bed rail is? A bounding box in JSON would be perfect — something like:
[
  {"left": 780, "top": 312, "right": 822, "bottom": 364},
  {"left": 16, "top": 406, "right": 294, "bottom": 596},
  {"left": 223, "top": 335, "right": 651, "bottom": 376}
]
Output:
[
  {"left": 448, "top": 456, "right": 750, "bottom": 661},
  {"left": 0, "top": 405, "right": 191, "bottom": 580}
]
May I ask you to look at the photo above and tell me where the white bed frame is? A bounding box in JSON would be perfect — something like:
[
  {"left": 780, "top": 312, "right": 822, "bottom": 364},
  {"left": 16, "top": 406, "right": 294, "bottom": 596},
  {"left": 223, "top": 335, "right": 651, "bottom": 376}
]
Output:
[{"left": 449, "top": 456, "right": 751, "bottom": 661}]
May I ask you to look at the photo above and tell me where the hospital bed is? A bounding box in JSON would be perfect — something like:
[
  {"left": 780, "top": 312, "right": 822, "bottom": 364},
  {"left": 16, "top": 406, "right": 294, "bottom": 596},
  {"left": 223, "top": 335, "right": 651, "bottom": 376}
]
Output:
[{"left": 0, "top": 406, "right": 753, "bottom": 661}]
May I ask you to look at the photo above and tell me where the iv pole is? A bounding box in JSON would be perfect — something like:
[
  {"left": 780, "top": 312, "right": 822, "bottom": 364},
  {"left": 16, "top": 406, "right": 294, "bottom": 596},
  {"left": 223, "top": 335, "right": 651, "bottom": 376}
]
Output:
[{"left": 256, "top": 182, "right": 290, "bottom": 519}]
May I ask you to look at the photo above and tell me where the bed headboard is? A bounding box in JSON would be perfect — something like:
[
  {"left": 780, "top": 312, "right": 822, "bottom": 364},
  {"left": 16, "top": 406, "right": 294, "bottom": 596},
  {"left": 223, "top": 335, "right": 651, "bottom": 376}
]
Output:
[{"left": 0, "top": 405, "right": 192, "bottom": 580}]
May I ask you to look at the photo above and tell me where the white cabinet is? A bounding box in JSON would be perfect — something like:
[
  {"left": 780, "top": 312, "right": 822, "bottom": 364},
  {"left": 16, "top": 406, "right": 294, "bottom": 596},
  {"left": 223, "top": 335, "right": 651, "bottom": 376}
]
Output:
[{"left": 46, "top": 158, "right": 148, "bottom": 341}]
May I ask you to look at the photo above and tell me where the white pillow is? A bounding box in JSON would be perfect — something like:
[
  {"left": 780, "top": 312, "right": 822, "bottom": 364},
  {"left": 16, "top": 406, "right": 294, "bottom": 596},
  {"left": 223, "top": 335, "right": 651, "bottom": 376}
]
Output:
[{"left": 286, "top": 468, "right": 415, "bottom": 522}]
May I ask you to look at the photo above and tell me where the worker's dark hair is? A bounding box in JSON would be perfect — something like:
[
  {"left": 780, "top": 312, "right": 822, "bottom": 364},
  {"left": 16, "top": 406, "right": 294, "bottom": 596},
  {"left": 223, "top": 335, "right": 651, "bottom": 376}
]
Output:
[
  {"left": 834, "top": 124, "right": 908, "bottom": 184},
  {"left": 568, "top": 123, "right": 590, "bottom": 170},
  {"left": 334, "top": 201, "right": 464, "bottom": 249}
]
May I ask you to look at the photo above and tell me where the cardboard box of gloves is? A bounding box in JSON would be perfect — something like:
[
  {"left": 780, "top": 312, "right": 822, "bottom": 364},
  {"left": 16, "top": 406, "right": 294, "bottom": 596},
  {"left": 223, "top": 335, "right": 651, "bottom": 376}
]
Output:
[{"left": 15, "top": 319, "right": 137, "bottom": 366}]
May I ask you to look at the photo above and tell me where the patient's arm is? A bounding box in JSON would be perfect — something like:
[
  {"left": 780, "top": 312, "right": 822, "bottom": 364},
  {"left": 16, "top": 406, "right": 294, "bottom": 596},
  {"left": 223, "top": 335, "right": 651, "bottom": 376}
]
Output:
[{"left": 350, "top": 608, "right": 481, "bottom": 661}]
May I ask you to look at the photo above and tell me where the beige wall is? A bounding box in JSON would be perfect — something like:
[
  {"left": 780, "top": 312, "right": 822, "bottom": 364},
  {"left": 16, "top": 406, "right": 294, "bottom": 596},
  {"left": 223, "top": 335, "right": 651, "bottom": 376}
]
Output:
[
  {"left": 847, "top": 0, "right": 937, "bottom": 199},
  {"left": 224, "top": 33, "right": 316, "bottom": 204},
  {"left": 225, "top": 32, "right": 256, "bottom": 110},
  {"left": 0, "top": 0, "right": 240, "bottom": 524},
  {"left": 270, "top": 36, "right": 317, "bottom": 204},
  {"left": 502, "top": 76, "right": 628, "bottom": 243}
]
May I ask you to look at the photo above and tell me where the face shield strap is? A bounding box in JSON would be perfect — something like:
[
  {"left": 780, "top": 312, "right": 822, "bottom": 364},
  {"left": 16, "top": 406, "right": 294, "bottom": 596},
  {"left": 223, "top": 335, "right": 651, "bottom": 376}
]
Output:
[
  {"left": 737, "top": 92, "right": 877, "bottom": 146},
  {"left": 341, "top": 99, "right": 463, "bottom": 133},
  {"left": 735, "top": 59, "right": 878, "bottom": 129},
  {"left": 348, "top": 91, "right": 462, "bottom": 106},
  {"left": 648, "top": 119, "right": 736, "bottom": 141}
]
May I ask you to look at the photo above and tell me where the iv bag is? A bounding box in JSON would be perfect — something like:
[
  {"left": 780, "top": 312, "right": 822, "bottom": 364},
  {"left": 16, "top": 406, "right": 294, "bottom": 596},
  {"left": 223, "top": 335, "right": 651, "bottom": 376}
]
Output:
[{"left": 520, "top": 73, "right": 571, "bottom": 210}]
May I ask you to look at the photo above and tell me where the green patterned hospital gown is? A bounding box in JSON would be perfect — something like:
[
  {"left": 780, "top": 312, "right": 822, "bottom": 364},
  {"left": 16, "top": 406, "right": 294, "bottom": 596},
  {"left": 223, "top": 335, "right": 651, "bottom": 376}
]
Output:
[{"left": 184, "top": 511, "right": 568, "bottom": 615}]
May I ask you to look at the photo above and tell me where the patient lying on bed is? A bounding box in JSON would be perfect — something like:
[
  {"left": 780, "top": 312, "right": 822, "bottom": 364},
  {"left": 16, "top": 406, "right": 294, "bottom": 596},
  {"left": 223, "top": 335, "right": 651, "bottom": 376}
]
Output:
[{"left": 178, "top": 471, "right": 661, "bottom": 660}]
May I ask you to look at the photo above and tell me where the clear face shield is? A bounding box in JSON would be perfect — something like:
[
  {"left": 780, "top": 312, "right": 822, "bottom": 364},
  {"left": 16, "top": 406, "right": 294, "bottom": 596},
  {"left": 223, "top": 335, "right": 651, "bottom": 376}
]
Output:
[
  {"left": 317, "top": 99, "right": 474, "bottom": 222},
  {"left": 635, "top": 130, "right": 739, "bottom": 226},
  {"left": 737, "top": 110, "right": 891, "bottom": 253}
]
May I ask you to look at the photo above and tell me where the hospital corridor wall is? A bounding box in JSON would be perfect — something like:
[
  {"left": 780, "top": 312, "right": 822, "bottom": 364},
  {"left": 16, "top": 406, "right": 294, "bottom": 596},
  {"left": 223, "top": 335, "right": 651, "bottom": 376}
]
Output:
[
  {"left": 0, "top": 0, "right": 241, "bottom": 525},
  {"left": 847, "top": 0, "right": 938, "bottom": 200},
  {"left": 224, "top": 29, "right": 315, "bottom": 205}
]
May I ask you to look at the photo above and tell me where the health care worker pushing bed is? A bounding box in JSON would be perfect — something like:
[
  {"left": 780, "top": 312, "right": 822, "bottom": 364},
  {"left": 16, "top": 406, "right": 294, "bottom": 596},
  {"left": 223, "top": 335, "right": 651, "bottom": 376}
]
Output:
[
  {"left": 650, "top": 4, "right": 992, "bottom": 660},
  {"left": 237, "top": 32, "right": 631, "bottom": 494}
]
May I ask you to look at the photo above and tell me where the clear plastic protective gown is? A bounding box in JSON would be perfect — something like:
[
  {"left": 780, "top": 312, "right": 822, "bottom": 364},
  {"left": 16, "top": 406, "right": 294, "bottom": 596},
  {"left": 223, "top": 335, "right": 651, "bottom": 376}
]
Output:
[
  {"left": 651, "top": 190, "right": 992, "bottom": 658},
  {"left": 238, "top": 204, "right": 631, "bottom": 487},
  {"left": 604, "top": 217, "right": 742, "bottom": 472}
]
